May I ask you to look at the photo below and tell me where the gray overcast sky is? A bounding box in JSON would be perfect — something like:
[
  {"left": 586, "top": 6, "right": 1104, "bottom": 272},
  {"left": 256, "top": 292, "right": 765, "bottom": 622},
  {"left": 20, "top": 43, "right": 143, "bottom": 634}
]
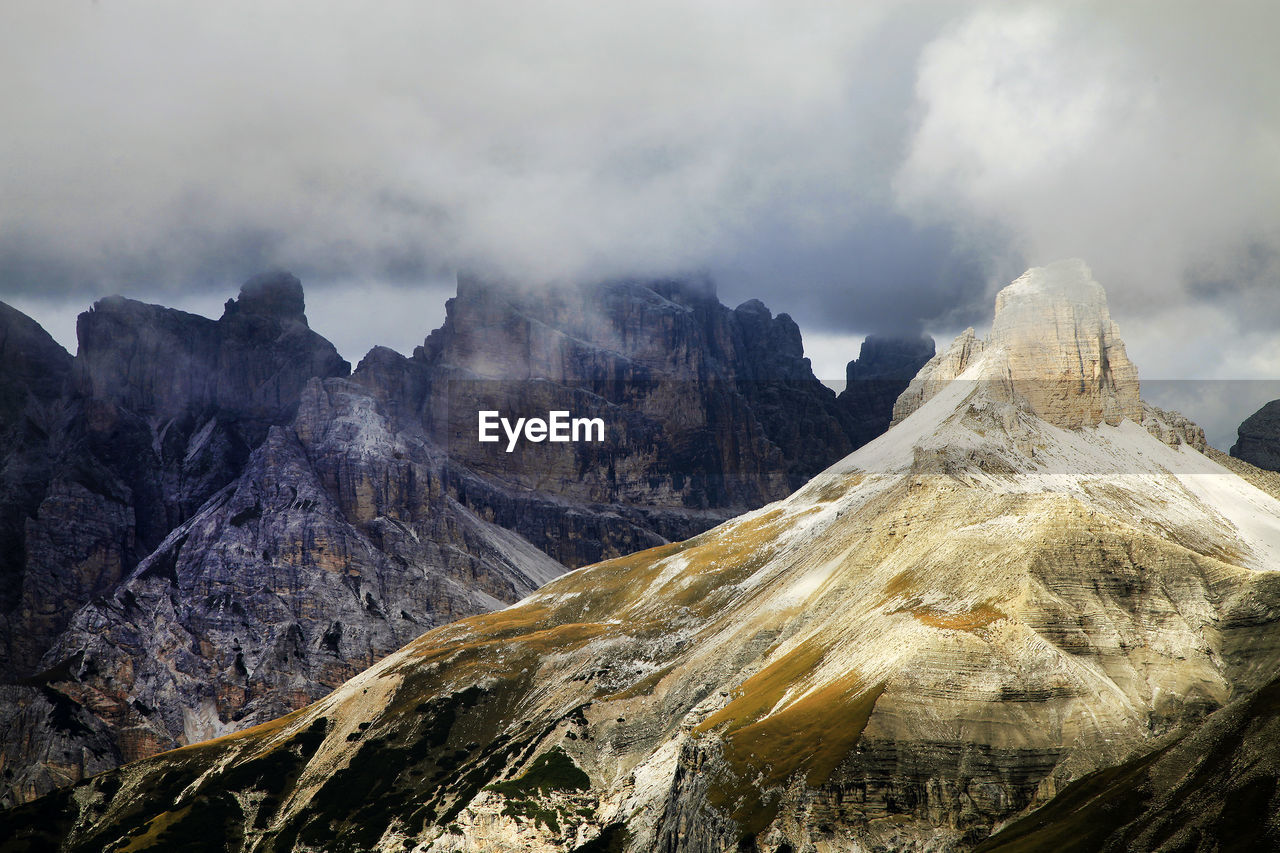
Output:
[{"left": 2, "top": 1, "right": 1278, "bottom": 446}]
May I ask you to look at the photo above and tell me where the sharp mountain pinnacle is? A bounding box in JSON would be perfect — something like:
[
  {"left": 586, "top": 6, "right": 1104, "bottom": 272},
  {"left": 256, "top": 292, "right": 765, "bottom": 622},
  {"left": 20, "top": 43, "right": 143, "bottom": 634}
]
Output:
[{"left": 895, "top": 258, "right": 1141, "bottom": 428}]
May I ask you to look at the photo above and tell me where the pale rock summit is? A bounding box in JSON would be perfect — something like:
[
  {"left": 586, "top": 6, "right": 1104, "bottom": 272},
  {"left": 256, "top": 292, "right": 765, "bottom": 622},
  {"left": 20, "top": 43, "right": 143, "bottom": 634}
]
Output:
[
  {"left": 991, "top": 258, "right": 1141, "bottom": 427},
  {"left": 894, "top": 258, "right": 1141, "bottom": 428}
]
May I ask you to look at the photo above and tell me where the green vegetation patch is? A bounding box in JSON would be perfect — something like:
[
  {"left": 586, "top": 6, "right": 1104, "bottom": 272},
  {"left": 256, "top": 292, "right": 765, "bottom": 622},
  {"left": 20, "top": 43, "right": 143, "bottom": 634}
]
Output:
[
  {"left": 695, "top": 639, "right": 827, "bottom": 736},
  {"left": 499, "top": 798, "right": 565, "bottom": 833},
  {"left": 484, "top": 748, "right": 592, "bottom": 835},
  {"left": 487, "top": 747, "right": 590, "bottom": 798},
  {"left": 725, "top": 676, "right": 885, "bottom": 789}
]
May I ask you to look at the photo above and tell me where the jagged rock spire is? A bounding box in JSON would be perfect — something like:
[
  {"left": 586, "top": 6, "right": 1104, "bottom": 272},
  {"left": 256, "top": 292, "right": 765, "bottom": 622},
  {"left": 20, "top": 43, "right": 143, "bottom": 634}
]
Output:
[
  {"left": 894, "top": 259, "right": 1141, "bottom": 429},
  {"left": 990, "top": 259, "right": 1140, "bottom": 428}
]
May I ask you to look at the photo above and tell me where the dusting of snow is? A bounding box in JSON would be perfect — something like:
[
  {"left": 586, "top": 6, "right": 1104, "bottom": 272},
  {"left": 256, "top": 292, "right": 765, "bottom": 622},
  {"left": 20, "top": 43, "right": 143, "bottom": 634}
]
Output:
[
  {"left": 183, "top": 417, "right": 219, "bottom": 464},
  {"left": 1000, "top": 258, "right": 1097, "bottom": 299},
  {"left": 648, "top": 555, "right": 690, "bottom": 594},
  {"left": 825, "top": 348, "right": 992, "bottom": 479}
]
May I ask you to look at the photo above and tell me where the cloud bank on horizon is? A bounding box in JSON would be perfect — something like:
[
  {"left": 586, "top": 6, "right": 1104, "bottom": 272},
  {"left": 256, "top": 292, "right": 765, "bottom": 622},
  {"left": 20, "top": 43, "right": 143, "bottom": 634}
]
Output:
[{"left": 1, "top": 1, "right": 1278, "bottom": 383}]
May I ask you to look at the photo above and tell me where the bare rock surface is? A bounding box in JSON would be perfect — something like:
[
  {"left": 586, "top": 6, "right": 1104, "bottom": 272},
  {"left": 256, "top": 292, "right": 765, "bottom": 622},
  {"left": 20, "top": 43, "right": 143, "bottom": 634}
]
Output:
[
  {"left": 418, "top": 277, "right": 859, "bottom": 532},
  {"left": 1231, "top": 398, "right": 1280, "bottom": 472},
  {"left": 12, "top": 264, "right": 1280, "bottom": 851},
  {"left": 1142, "top": 403, "right": 1208, "bottom": 452},
  {"left": 33, "top": 379, "right": 563, "bottom": 777},
  {"left": 0, "top": 303, "right": 72, "bottom": 628},
  {"left": 3, "top": 278, "right": 351, "bottom": 680},
  {"left": 892, "top": 326, "right": 986, "bottom": 425},
  {"left": 837, "top": 334, "right": 936, "bottom": 449},
  {"left": 0, "top": 280, "right": 353, "bottom": 804},
  {"left": 989, "top": 258, "right": 1141, "bottom": 428},
  {"left": 895, "top": 259, "right": 1141, "bottom": 430}
]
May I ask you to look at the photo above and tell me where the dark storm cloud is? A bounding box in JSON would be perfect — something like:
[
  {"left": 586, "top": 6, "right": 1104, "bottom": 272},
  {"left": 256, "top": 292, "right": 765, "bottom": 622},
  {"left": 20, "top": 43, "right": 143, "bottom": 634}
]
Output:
[
  {"left": 0, "top": 3, "right": 963, "bottom": 310},
  {"left": 1, "top": 0, "right": 1278, "bottom": 390},
  {"left": 713, "top": 213, "right": 1017, "bottom": 337}
]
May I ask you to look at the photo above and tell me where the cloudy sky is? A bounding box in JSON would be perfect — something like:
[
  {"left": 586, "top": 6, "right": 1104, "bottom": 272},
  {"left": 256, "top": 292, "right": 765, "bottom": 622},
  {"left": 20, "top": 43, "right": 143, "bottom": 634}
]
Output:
[{"left": 2, "top": 1, "right": 1278, "bottom": 444}]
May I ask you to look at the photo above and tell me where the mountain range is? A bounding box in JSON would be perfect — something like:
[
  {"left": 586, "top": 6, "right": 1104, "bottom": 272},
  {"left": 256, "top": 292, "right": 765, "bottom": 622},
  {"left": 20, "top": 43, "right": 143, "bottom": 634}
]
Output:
[
  {"left": 6, "top": 260, "right": 1280, "bottom": 851},
  {"left": 0, "top": 273, "right": 932, "bottom": 808}
]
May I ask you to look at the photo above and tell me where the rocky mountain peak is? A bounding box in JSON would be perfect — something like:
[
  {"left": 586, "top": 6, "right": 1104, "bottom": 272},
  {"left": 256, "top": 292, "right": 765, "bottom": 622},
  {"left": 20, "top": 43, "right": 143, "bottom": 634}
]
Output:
[
  {"left": 846, "top": 334, "right": 935, "bottom": 383},
  {"left": 890, "top": 327, "right": 985, "bottom": 425},
  {"left": 838, "top": 334, "right": 937, "bottom": 448},
  {"left": 222, "top": 270, "right": 308, "bottom": 323},
  {"left": 0, "top": 301, "right": 72, "bottom": 410},
  {"left": 895, "top": 260, "right": 1141, "bottom": 429},
  {"left": 1232, "top": 399, "right": 1280, "bottom": 471},
  {"left": 990, "top": 259, "right": 1140, "bottom": 426},
  {"left": 990, "top": 256, "right": 1101, "bottom": 315},
  {"left": 14, "top": 263, "right": 1280, "bottom": 851}
]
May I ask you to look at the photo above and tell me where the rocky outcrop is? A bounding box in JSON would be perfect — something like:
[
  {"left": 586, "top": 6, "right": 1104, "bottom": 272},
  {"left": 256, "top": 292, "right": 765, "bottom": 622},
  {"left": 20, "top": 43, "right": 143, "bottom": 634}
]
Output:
[
  {"left": 416, "top": 277, "right": 859, "bottom": 565},
  {"left": 1143, "top": 403, "right": 1208, "bottom": 452},
  {"left": 837, "top": 334, "right": 935, "bottom": 447},
  {"left": 0, "top": 681, "right": 123, "bottom": 810},
  {"left": 12, "top": 264, "right": 1280, "bottom": 851},
  {"left": 2, "top": 276, "right": 351, "bottom": 681},
  {"left": 892, "top": 326, "right": 986, "bottom": 425},
  {"left": 0, "top": 304, "right": 72, "bottom": 620},
  {"left": 0, "top": 280, "right": 358, "bottom": 805},
  {"left": 1231, "top": 399, "right": 1280, "bottom": 471},
  {"left": 73, "top": 270, "right": 350, "bottom": 468},
  {"left": 989, "top": 258, "right": 1141, "bottom": 427},
  {"left": 894, "top": 260, "right": 1141, "bottom": 430},
  {"left": 21, "top": 377, "right": 563, "bottom": 788}
]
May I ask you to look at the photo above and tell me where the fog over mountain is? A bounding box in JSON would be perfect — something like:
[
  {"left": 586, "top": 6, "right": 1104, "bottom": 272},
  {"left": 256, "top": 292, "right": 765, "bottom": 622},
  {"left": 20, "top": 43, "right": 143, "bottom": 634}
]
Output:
[{"left": 3, "top": 3, "right": 1278, "bottom": 415}]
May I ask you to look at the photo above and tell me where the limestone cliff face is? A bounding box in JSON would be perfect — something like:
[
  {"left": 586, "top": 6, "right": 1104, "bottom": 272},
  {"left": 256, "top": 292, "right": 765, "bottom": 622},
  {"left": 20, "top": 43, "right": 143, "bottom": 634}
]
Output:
[
  {"left": 13, "top": 265, "right": 1280, "bottom": 852},
  {"left": 73, "top": 271, "right": 348, "bottom": 444},
  {"left": 838, "top": 334, "right": 935, "bottom": 447},
  {"left": 30, "top": 377, "right": 563, "bottom": 780},
  {"left": 0, "top": 281, "right": 355, "bottom": 805},
  {"left": 0, "top": 304, "right": 72, "bottom": 620},
  {"left": 891, "top": 326, "right": 986, "bottom": 426},
  {"left": 894, "top": 259, "right": 1141, "bottom": 430},
  {"left": 415, "top": 277, "right": 860, "bottom": 566},
  {"left": 989, "top": 259, "right": 1141, "bottom": 428}
]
